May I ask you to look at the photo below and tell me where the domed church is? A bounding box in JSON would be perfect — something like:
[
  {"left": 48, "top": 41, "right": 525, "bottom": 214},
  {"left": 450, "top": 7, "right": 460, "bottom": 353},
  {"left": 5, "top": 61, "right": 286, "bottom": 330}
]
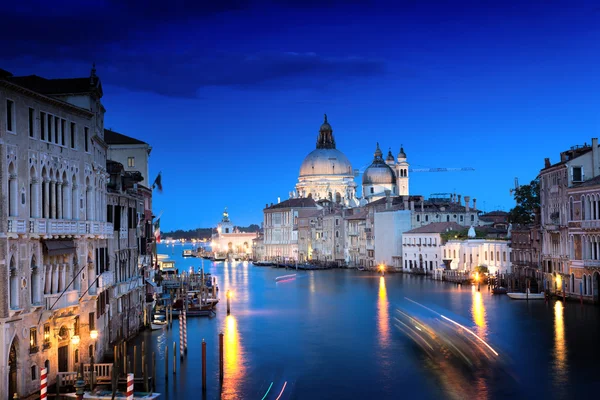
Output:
[
  {"left": 295, "top": 115, "right": 359, "bottom": 206},
  {"left": 362, "top": 143, "right": 410, "bottom": 201}
]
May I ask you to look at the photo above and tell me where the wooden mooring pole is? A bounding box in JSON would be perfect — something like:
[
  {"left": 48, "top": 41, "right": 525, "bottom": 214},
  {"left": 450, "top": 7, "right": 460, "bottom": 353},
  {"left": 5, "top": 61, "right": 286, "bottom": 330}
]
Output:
[
  {"left": 202, "top": 339, "right": 207, "bottom": 391},
  {"left": 219, "top": 332, "right": 224, "bottom": 383},
  {"left": 165, "top": 345, "right": 169, "bottom": 381}
]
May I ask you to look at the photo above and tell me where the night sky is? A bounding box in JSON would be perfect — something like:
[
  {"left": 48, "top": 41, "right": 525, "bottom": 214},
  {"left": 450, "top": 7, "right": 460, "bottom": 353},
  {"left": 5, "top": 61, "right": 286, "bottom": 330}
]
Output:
[{"left": 2, "top": 1, "right": 599, "bottom": 230}]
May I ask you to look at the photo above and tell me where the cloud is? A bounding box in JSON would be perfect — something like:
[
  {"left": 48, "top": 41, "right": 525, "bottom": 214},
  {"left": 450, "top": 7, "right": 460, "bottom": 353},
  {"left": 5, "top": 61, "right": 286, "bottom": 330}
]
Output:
[{"left": 0, "top": 1, "right": 388, "bottom": 97}]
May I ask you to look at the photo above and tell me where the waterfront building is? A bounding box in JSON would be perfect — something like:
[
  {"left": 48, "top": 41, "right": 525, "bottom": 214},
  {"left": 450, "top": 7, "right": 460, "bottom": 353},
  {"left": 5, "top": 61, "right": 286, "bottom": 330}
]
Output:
[
  {"left": 540, "top": 138, "right": 600, "bottom": 296},
  {"left": 479, "top": 210, "right": 510, "bottom": 229},
  {"left": 104, "top": 129, "right": 152, "bottom": 188},
  {"left": 295, "top": 115, "right": 358, "bottom": 205},
  {"left": 441, "top": 227, "right": 511, "bottom": 274},
  {"left": 402, "top": 222, "right": 462, "bottom": 273},
  {"left": 0, "top": 68, "right": 112, "bottom": 398},
  {"left": 211, "top": 208, "right": 257, "bottom": 259},
  {"left": 252, "top": 232, "right": 265, "bottom": 261},
  {"left": 344, "top": 209, "right": 368, "bottom": 268},
  {"left": 263, "top": 198, "right": 319, "bottom": 262},
  {"left": 509, "top": 224, "right": 542, "bottom": 291},
  {"left": 566, "top": 172, "right": 600, "bottom": 302},
  {"left": 374, "top": 207, "right": 411, "bottom": 269}
]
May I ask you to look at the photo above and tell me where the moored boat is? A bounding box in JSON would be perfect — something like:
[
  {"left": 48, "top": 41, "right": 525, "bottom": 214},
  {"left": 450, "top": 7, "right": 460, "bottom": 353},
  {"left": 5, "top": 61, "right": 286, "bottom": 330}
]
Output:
[
  {"left": 492, "top": 287, "right": 508, "bottom": 295},
  {"left": 507, "top": 291, "right": 545, "bottom": 300}
]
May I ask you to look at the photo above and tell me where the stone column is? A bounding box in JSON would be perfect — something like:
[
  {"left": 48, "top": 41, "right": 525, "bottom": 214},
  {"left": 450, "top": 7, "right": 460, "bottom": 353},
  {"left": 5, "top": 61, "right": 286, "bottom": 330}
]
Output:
[
  {"left": 52, "top": 265, "right": 59, "bottom": 294},
  {"left": 86, "top": 186, "right": 93, "bottom": 221},
  {"left": 44, "top": 264, "right": 51, "bottom": 294},
  {"left": 56, "top": 181, "right": 63, "bottom": 219},
  {"left": 61, "top": 264, "right": 67, "bottom": 292},
  {"left": 50, "top": 180, "right": 56, "bottom": 219}
]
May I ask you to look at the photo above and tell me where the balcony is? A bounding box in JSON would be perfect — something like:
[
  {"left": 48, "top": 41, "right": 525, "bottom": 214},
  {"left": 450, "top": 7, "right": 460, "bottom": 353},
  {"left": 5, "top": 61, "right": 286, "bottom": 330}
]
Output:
[
  {"left": 583, "top": 259, "right": 600, "bottom": 268},
  {"left": 115, "top": 276, "right": 143, "bottom": 297},
  {"left": 97, "top": 271, "right": 114, "bottom": 290},
  {"left": 45, "top": 290, "right": 79, "bottom": 311},
  {"left": 47, "top": 220, "right": 81, "bottom": 235},
  {"left": 29, "top": 219, "right": 47, "bottom": 235},
  {"left": 7, "top": 218, "right": 27, "bottom": 234},
  {"left": 581, "top": 220, "right": 600, "bottom": 230}
]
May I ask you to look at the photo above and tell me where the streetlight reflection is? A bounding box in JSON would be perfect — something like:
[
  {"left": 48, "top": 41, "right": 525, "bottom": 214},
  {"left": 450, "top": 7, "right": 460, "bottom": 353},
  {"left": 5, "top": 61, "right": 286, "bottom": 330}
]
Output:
[
  {"left": 378, "top": 276, "right": 390, "bottom": 347},
  {"left": 553, "top": 301, "right": 568, "bottom": 391},
  {"left": 471, "top": 286, "right": 487, "bottom": 337},
  {"left": 223, "top": 315, "right": 245, "bottom": 400}
]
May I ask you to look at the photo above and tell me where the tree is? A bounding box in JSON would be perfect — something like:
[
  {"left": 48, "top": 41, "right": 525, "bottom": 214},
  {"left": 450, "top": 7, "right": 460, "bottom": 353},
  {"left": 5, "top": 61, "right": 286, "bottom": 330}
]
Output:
[{"left": 508, "top": 178, "right": 540, "bottom": 225}]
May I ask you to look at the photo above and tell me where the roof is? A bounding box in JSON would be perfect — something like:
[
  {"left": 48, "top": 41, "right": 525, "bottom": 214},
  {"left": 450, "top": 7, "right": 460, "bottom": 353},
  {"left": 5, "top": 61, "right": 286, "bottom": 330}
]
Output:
[
  {"left": 265, "top": 197, "right": 318, "bottom": 210},
  {"left": 345, "top": 209, "right": 368, "bottom": 220},
  {"left": 104, "top": 129, "right": 147, "bottom": 145},
  {"left": 570, "top": 174, "right": 600, "bottom": 189},
  {"left": 8, "top": 74, "right": 101, "bottom": 95},
  {"left": 542, "top": 145, "right": 594, "bottom": 171},
  {"left": 481, "top": 210, "right": 508, "bottom": 217},
  {"left": 404, "top": 222, "right": 463, "bottom": 234}
]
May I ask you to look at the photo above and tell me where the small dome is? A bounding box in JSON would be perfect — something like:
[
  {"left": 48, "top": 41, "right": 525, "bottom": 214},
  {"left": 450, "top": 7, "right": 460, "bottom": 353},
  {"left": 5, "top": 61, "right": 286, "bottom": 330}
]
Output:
[
  {"left": 398, "top": 145, "right": 407, "bottom": 159},
  {"left": 386, "top": 148, "right": 395, "bottom": 162},
  {"left": 363, "top": 143, "right": 397, "bottom": 185}
]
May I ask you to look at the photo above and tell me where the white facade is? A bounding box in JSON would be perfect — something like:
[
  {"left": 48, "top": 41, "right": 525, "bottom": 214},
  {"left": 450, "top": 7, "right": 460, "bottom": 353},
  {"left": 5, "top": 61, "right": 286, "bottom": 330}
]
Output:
[
  {"left": 402, "top": 232, "right": 443, "bottom": 272},
  {"left": 0, "top": 69, "right": 114, "bottom": 398},
  {"left": 374, "top": 209, "right": 411, "bottom": 268},
  {"left": 105, "top": 129, "right": 152, "bottom": 187},
  {"left": 442, "top": 239, "right": 511, "bottom": 274},
  {"left": 212, "top": 209, "right": 256, "bottom": 257}
]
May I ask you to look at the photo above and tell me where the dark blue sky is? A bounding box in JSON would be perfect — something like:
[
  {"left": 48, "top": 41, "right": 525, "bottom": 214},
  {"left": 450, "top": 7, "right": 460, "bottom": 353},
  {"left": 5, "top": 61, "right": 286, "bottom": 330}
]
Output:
[{"left": 2, "top": 1, "right": 599, "bottom": 230}]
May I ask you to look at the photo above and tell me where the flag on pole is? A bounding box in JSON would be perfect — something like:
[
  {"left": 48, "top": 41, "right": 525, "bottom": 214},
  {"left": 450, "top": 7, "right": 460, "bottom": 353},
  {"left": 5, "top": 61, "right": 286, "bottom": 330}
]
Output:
[
  {"left": 154, "top": 218, "right": 161, "bottom": 243},
  {"left": 152, "top": 172, "right": 163, "bottom": 193}
]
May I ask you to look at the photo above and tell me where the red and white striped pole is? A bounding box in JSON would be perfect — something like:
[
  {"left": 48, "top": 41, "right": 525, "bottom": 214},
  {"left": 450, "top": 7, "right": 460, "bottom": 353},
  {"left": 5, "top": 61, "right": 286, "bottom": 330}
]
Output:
[
  {"left": 126, "top": 373, "right": 134, "bottom": 400},
  {"left": 179, "top": 312, "right": 184, "bottom": 359},
  {"left": 183, "top": 309, "right": 188, "bottom": 354},
  {"left": 40, "top": 367, "right": 48, "bottom": 400}
]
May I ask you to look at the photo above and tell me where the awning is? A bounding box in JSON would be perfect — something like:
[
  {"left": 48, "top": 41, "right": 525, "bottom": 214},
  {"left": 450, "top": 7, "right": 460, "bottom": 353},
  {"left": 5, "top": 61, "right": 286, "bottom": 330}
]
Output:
[
  {"left": 44, "top": 240, "right": 76, "bottom": 256},
  {"left": 145, "top": 278, "right": 157, "bottom": 287}
]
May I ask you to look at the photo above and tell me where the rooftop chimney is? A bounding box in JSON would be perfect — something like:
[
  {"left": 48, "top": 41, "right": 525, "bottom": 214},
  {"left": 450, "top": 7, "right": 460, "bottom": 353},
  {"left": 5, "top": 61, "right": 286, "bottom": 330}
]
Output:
[
  {"left": 464, "top": 196, "right": 470, "bottom": 212},
  {"left": 457, "top": 194, "right": 462, "bottom": 205},
  {"left": 592, "top": 138, "right": 599, "bottom": 178},
  {"left": 410, "top": 200, "right": 415, "bottom": 211},
  {"left": 544, "top": 158, "right": 551, "bottom": 168},
  {"left": 473, "top": 198, "right": 477, "bottom": 210},
  {"left": 420, "top": 200, "right": 424, "bottom": 212}
]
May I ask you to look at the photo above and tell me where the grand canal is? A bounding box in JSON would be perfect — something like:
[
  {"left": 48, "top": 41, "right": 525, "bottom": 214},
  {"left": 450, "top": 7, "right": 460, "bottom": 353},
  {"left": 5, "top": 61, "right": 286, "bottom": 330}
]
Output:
[{"left": 132, "top": 244, "right": 600, "bottom": 399}]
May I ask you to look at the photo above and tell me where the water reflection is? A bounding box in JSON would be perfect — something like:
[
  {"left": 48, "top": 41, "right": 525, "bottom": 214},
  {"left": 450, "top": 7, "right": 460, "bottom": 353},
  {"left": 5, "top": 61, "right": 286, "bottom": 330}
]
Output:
[
  {"left": 222, "top": 315, "right": 245, "bottom": 400},
  {"left": 471, "top": 287, "right": 487, "bottom": 337},
  {"left": 378, "top": 276, "right": 390, "bottom": 347},
  {"left": 553, "top": 301, "right": 568, "bottom": 390}
]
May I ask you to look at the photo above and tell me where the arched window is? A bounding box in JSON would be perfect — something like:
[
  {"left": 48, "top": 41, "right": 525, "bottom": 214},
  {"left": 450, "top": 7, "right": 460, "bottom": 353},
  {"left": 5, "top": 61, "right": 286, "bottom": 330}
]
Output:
[
  {"left": 10, "top": 256, "right": 18, "bottom": 309},
  {"left": 8, "top": 162, "right": 17, "bottom": 217},
  {"left": 583, "top": 275, "right": 587, "bottom": 295}
]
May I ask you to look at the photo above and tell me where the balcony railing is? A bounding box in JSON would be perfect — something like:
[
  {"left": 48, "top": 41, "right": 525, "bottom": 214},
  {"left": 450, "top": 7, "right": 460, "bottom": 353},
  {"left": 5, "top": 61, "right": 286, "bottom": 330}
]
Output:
[
  {"left": 581, "top": 220, "right": 600, "bottom": 230},
  {"left": 583, "top": 259, "right": 600, "bottom": 268},
  {"left": 29, "top": 219, "right": 47, "bottom": 234},
  {"left": 7, "top": 218, "right": 27, "bottom": 234},
  {"left": 45, "top": 290, "right": 79, "bottom": 311}
]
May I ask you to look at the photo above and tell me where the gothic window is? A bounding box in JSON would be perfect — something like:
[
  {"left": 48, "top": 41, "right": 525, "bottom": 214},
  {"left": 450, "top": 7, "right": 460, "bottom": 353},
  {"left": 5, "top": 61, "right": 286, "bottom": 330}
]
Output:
[{"left": 9, "top": 256, "right": 18, "bottom": 309}]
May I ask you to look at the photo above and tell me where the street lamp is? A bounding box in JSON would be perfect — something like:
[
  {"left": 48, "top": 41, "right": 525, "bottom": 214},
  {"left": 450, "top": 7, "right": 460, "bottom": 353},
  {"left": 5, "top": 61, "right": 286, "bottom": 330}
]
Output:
[
  {"left": 475, "top": 272, "right": 480, "bottom": 291},
  {"left": 378, "top": 264, "right": 385, "bottom": 276}
]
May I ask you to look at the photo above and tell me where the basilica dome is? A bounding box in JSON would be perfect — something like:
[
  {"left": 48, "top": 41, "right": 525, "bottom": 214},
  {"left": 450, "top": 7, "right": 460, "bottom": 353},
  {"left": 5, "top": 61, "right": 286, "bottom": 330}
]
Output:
[
  {"left": 299, "top": 148, "right": 353, "bottom": 177},
  {"left": 296, "top": 115, "right": 357, "bottom": 203},
  {"left": 362, "top": 143, "right": 396, "bottom": 185},
  {"left": 298, "top": 114, "right": 354, "bottom": 177}
]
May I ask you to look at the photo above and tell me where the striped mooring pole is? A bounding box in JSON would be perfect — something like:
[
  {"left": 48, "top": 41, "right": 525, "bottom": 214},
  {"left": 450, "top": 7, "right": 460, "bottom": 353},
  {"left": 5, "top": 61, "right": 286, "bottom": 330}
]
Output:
[
  {"left": 40, "top": 367, "right": 48, "bottom": 400},
  {"left": 126, "top": 373, "right": 134, "bottom": 400},
  {"left": 179, "top": 312, "right": 184, "bottom": 359},
  {"left": 183, "top": 309, "right": 188, "bottom": 354}
]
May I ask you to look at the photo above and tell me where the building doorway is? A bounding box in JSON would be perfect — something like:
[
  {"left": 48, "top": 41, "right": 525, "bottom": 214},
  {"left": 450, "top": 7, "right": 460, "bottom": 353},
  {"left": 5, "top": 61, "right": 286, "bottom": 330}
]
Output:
[
  {"left": 58, "top": 345, "right": 69, "bottom": 372},
  {"left": 9, "top": 339, "right": 18, "bottom": 399}
]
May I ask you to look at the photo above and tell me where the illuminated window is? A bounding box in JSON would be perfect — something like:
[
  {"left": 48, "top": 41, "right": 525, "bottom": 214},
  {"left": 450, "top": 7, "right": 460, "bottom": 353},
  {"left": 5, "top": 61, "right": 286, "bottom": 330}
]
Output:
[
  {"left": 30, "top": 328, "right": 38, "bottom": 353},
  {"left": 128, "top": 157, "right": 135, "bottom": 167}
]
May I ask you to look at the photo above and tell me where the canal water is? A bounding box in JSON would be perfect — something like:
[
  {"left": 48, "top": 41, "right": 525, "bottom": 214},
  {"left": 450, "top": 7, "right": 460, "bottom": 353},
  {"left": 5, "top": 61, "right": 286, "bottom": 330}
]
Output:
[{"left": 130, "top": 244, "right": 600, "bottom": 399}]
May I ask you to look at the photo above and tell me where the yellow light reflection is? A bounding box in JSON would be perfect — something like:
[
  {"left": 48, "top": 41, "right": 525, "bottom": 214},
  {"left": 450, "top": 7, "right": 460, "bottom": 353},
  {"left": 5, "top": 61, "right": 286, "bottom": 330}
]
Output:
[
  {"left": 553, "top": 301, "right": 567, "bottom": 388},
  {"left": 471, "top": 287, "right": 487, "bottom": 337},
  {"left": 222, "top": 315, "right": 245, "bottom": 400},
  {"left": 378, "top": 276, "right": 390, "bottom": 347}
]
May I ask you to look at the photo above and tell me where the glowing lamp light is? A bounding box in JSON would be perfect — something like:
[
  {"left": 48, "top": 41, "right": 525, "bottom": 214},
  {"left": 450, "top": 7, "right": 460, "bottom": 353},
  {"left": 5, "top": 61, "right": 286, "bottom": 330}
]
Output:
[
  {"left": 378, "top": 264, "right": 385, "bottom": 272},
  {"left": 71, "top": 335, "right": 81, "bottom": 345},
  {"left": 90, "top": 330, "right": 99, "bottom": 340},
  {"left": 227, "top": 290, "right": 233, "bottom": 299}
]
